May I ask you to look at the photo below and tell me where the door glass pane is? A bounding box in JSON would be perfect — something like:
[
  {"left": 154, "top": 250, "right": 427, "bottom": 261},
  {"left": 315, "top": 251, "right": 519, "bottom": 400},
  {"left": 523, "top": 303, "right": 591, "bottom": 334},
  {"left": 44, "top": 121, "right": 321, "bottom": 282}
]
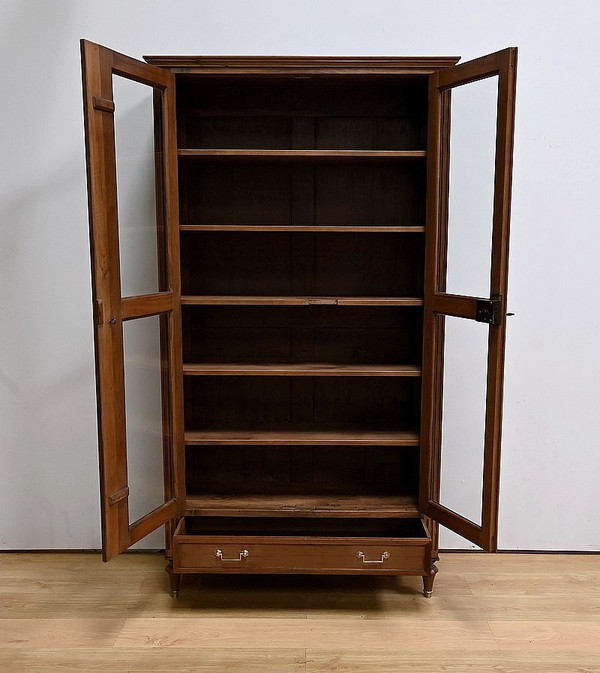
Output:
[
  {"left": 445, "top": 76, "right": 498, "bottom": 298},
  {"left": 113, "top": 75, "right": 164, "bottom": 297},
  {"left": 438, "top": 315, "right": 488, "bottom": 525},
  {"left": 122, "top": 315, "right": 167, "bottom": 525}
]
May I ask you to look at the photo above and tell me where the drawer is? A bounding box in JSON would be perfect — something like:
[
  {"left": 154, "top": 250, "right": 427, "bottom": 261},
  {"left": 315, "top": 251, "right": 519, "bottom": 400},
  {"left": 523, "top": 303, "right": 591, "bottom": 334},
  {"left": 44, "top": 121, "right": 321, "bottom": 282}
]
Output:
[{"left": 173, "top": 517, "right": 431, "bottom": 575}]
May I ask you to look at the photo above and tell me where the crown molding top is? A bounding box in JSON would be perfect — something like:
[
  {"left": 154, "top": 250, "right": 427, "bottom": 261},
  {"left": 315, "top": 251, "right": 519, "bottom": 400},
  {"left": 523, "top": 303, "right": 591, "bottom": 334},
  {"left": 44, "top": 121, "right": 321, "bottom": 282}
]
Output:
[{"left": 143, "top": 55, "right": 461, "bottom": 75}]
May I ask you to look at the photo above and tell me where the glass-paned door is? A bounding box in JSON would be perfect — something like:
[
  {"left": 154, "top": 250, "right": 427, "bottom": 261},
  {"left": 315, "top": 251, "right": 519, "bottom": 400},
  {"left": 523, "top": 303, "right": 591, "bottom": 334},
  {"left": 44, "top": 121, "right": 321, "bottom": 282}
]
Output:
[
  {"left": 81, "top": 40, "right": 184, "bottom": 560},
  {"left": 420, "top": 48, "right": 517, "bottom": 550}
]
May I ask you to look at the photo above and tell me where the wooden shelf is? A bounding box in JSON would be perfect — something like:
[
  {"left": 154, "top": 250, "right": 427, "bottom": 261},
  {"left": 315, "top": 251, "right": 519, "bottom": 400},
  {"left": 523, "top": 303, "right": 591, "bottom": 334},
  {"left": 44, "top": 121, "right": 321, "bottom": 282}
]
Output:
[
  {"left": 177, "top": 149, "right": 426, "bottom": 160},
  {"left": 184, "top": 428, "right": 420, "bottom": 446},
  {"left": 181, "top": 296, "right": 424, "bottom": 307},
  {"left": 180, "top": 224, "right": 425, "bottom": 233},
  {"left": 183, "top": 363, "right": 422, "bottom": 377},
  {"left": 185, "top": 493, "right": 419, "bottom": 518}
]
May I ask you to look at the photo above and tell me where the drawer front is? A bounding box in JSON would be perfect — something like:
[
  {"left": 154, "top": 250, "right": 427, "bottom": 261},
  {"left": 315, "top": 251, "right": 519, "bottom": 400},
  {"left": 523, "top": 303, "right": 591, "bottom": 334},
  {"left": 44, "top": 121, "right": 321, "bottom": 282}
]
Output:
[{"left": 173, "top": 521, "right": 430, "bottom": 574}]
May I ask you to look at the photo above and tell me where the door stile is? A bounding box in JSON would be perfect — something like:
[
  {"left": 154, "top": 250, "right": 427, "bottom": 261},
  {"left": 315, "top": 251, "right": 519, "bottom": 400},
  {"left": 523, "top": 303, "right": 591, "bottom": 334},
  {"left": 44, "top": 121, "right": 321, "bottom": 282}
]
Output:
[
  {"left": 420, "top": 69, "right": 445, "bottom": 536},
  {"left": 164, "top": 75, "right": 185, "bottom": 537},
  {"left": 82, "top": 40, "right": 129, "bottom": 560},
  {"left": 479, "top": 48, "right": 517, "bottom": 550}
]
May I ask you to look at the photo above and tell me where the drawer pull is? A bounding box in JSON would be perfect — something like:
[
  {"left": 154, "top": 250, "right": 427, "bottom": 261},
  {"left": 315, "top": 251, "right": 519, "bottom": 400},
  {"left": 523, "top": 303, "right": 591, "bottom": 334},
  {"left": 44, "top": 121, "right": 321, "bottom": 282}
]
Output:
[
  {"left": 215, "top": 548, "right": 249, "bottom": 562},
  {"left": 356, "top": 550, "right": 390, "bottom": 564}
]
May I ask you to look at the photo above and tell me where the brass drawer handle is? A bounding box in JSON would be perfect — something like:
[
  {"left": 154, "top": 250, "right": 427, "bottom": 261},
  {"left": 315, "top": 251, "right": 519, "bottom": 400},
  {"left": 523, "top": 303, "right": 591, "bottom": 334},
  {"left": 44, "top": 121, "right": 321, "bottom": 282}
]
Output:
[
  {"left": 356, "top": 550, "right": 390, "bottom": 564},
  {"left": 215, "top": 549, "right": 249, "bottom": 562}
]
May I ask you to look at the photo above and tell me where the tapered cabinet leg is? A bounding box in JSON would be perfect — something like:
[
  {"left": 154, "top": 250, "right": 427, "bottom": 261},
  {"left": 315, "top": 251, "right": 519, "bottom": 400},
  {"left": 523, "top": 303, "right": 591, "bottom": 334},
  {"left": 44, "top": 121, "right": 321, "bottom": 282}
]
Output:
[
  {"left": 422, "top": 563, "right": 438, "bottom": 598},
  {"left": 166, "top": 562, "right": 181, "bottom": 598}
]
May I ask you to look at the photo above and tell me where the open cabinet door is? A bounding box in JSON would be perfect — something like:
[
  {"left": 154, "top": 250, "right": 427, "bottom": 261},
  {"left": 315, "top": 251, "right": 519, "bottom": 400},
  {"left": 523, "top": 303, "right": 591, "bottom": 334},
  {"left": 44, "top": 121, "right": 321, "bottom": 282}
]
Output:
[
  {"left": 420, "top": 48, "right": 517, "bottom": 551},
  {"left": 81, "top": 40, "right": 184, "bottom": 560}
]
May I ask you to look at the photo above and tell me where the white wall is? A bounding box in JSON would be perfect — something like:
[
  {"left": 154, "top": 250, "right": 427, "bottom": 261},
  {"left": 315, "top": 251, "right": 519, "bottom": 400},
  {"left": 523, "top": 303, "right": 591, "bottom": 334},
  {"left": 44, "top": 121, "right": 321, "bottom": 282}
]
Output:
[{"left": 1, "top": 0, "right": 599, "bottom": 551}]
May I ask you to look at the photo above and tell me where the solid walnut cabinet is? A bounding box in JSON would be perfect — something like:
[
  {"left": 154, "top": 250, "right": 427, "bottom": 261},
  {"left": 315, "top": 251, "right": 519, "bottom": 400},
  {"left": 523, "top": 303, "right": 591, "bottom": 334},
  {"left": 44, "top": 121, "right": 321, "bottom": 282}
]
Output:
[{"left": 81, "top": 40, "right": 517, "bottom": 597}]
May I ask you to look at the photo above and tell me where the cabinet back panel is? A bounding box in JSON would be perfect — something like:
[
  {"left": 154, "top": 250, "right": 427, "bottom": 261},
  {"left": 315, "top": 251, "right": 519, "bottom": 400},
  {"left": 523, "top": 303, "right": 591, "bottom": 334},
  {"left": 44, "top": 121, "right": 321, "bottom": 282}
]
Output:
[
  {"left": 183, "top": 306, "right": 422, "bottom": 365},
  {"left": 181, "top": 163, "right": 291, "bottom": 225},
  {"left": 176, "top": 77, "right": 428, "bottom": 150},
  {"left": 184, "top": 376, "right": 420, "bottom": 429},
  {"left": 185, "top": 446, "right": 419, "bottom": 495},
  {"left": 315, "top": 164, "right": 426, "bottom": 225},
  {"left": 179, "top": 163, "right": 426, "bottom": 226},
  {"left": 180, "top": 232, "right": 424, "bottom": 296}
]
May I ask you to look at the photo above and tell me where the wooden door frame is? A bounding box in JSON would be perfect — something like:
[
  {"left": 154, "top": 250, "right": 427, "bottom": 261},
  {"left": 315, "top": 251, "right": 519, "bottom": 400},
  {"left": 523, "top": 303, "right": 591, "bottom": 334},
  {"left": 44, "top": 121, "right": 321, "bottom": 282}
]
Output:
[
  {"left": 420, "top": 48, "right": 517, "bottom": 550},
  {"left": 81, "top": 40, "right": 184, "bottom": 560}
]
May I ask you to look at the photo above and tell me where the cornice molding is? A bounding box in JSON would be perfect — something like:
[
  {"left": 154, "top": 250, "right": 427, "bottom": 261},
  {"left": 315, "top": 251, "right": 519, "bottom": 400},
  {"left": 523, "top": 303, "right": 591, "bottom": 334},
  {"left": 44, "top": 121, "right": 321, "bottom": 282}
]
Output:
[{"left": 143, "top": 55, "right": 461, "bottom": 75}]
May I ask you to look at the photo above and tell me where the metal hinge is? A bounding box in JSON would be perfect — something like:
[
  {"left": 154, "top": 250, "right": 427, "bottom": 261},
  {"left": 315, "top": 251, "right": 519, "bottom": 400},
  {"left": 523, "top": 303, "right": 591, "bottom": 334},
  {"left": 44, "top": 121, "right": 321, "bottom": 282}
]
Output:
[{"left": 475, "top": 298, "right": 502, "bottom": 325}]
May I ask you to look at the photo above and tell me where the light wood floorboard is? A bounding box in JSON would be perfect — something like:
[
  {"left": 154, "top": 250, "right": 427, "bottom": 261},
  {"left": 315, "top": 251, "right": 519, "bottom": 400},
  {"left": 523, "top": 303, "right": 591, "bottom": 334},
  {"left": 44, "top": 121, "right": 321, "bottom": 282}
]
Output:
[{"left": 0, "top": 552, "right": 599, "bottom": 672}]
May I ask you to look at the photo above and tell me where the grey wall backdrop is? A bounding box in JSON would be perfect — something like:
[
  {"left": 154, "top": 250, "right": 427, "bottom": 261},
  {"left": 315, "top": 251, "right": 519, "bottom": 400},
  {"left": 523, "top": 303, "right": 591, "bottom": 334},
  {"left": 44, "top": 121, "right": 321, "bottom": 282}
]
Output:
[{"left": 1, "top": 0, "right": 599, "bottom": 551}]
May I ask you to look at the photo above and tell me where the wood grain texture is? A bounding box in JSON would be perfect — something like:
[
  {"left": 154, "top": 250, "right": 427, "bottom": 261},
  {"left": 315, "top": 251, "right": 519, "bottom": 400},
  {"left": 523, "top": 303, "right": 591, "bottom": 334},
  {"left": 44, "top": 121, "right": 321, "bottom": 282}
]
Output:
[
  {"left": 489, "top": 621, "right": 600, "bottom": 651},
  {"left": 180, "top": 224, "right": 425, "bottom": 232},
  {"left": 184, "top": 428, "right": 420, "bottom": 445},
  {"left": 182, "top": 304, "right": 422, "bottom": 367},
  {"left": 180, "top": 296, "right": 424, "bottom": 306},
  {"left": 184, "top": 493, "right": 419, "bottom": 517},
  {"left": 81, "top": 38, "right": 128, "bottom": 562},
  {"left": 0, "top": 649, "right": 305, "bottom": 673},
  {"left": 177, "top": 149, "right": 426, "bottom": 160},
  {"left": 182, "top": 363, "right": 422, "bottom": 377},
  {"left": 0, "top": 618, "right": 125, "bottom": 648},
  {"left": 113, "top": 616, "right": 497, "bottom": 649},
  {"left": 2, "top": 552, "right": 599, "bottom": 671},
  {"left": 305, "top": 651, "right": 600, "bottom": 672},
  {"left": 179, "top": 162, "right": 426, "bottom": 226},
  {"left": 143, "top": 55, "right": 461, "bottom": 74},
  {"left": 174, "top": 537, "right": 428, "bottom": 575},
  {"left": 120, "top": 292, "right": 172, "bottom": 320}
]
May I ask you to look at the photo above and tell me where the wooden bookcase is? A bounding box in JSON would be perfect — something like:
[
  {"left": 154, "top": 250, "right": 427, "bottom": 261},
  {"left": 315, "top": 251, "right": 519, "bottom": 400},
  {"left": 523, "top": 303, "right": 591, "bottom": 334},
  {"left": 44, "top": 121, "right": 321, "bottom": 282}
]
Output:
[{"left": 81, "top": 42, "right": 517, "bottom": 597}]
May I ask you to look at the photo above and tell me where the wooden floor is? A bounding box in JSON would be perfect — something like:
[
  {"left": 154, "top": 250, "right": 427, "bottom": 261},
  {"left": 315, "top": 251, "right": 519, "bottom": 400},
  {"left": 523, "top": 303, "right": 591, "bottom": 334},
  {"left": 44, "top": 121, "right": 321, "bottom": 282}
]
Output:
[{"left": 1, "top": 552, "right": 599, "bottom": 672}]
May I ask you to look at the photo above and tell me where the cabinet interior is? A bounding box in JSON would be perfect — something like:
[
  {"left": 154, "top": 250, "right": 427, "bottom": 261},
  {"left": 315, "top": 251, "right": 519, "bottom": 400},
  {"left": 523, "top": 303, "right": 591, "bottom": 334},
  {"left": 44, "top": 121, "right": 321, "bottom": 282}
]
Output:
[
  {"left": 176, "top": 77, "right": 428, "bottom": 150},
  {"left": 182, "top": 517, "right": 428, "bottom": 538},
  {"left": 182, "top": 306, "right": 423, "bottom": 364},
  {"left": 177, "top": 73, "right": 428, "bottom": 521},
  {"left": 180, "top": 232, "right": 424, "bottom": 296}
]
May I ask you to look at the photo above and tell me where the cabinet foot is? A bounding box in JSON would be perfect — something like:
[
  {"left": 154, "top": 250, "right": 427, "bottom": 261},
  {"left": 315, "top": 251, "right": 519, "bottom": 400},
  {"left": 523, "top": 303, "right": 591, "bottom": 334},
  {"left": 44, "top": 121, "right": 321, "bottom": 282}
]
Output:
[
  {"left": 165, "top": 562, "right": 181, "bottom": 598},
  {"left": 422, "top": 562, "right": 438, "bottom": 598}
]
